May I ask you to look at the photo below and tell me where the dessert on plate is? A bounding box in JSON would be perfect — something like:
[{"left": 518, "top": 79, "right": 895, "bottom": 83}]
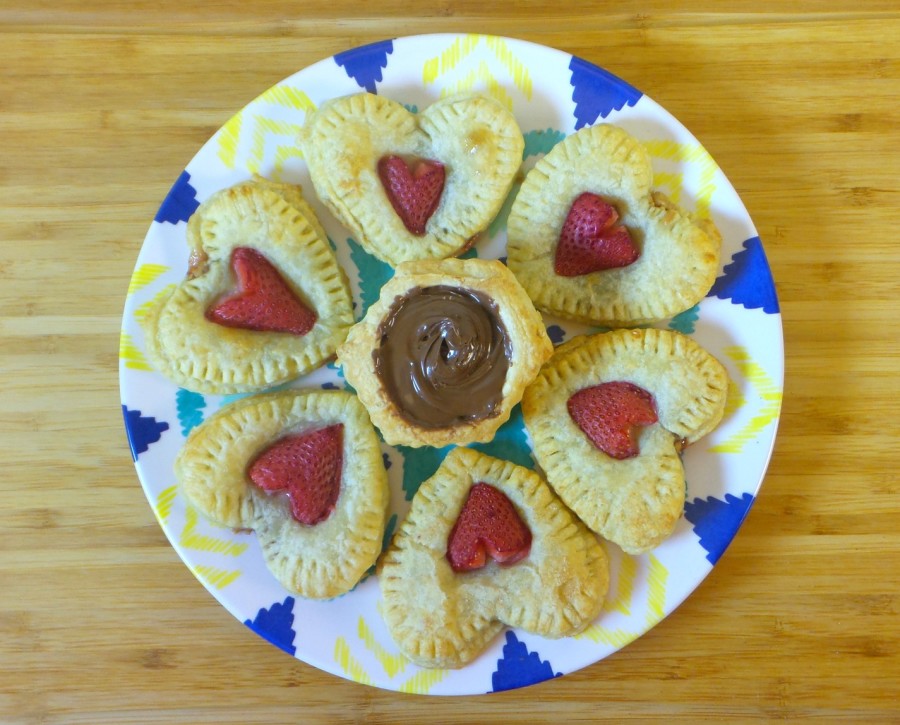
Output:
[
  {"left": 506, "top": 123, "right": 721, "bottom": 326},
  {"left": 175, "top": 389, "right": 390, "bottom": 599},
  {"left": 140, "top": 176, "right": 354, "bottom": 394},
  {"left": 301, "top": 92, "right": 524, "bottom": 265},
  {"left": 523, "top": 328, "right": 729, "bottom": 554},
  {"left": 378, "top": 447, "right": 609, "bottom": 668},
  {"left": 337, "top": 257, "right": 553, "bottom": 448}
]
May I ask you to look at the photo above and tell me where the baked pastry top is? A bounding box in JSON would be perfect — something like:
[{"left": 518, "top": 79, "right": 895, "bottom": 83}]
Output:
[
  {"left": 300, "top": 92, "right": 524, "bottom": 265},
  {"left": 523, "top": 328, "right": 729, "bottom": 554},
  {"left": 378, "top": 447, "right": 609, "bottom": 669},
  {"left": 175, "top": 389, "right": 389, "bottom": 599},
  {"left": 336, "top": 257, "right": 553, "bottom": 448},
  {"left": 506, "top": 123, "right": 721, "bottom": 326},
  {"left": 141, "top": 176, "right": 354, "bottom": 394}
]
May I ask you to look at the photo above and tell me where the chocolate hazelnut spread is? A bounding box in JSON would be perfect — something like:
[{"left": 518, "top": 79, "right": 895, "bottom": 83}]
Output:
[{"left": 373, "top": 285, "right": 511, "bottom": 429}]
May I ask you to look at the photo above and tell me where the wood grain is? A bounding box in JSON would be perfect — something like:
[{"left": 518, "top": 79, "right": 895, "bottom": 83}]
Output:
[{"left": 1, "top": 2, "right": 898, "bottom": 722}]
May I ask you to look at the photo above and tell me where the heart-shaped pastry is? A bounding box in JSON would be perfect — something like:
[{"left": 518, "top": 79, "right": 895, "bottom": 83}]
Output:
[
  {"left": 506, "top": 123, "right": 722, "bottom": 326},
  {"left": 140, "top": 176, "right": 354, "bottom": 394},
  {"left": 175, "top": 389, "right": 389, "bottom": 599},
  {"left": 337, "top": 257, "right": 553, "bottom": 448},
  {"left": 300, "top": 92, "right": 524, "bottom": 266},
  {"left": 523, "top": 328, "right": 729, "bottom": 554},
  {"left": 378, "top": 447, "right": 608, "bottom": 669}
]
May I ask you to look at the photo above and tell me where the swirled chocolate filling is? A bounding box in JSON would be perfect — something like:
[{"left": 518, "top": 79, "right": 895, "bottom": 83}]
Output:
[{"left": 373, "top": 285, "right": 511, "bottom": 429}]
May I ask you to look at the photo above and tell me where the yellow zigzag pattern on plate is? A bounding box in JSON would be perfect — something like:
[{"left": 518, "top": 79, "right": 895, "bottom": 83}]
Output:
[
  {"left": 180, "top": 505, "right": 249, "bottom": 557},
  {"left": 127, "top": 263, "right": 169, "bottom": 296},
  {"left": 577, "top": 553, "right": 670, "bottom": 646},
  {"left": 399, "top": 668, "right": 448, "bottom": 695},
  {"left": 344, "top": 616, "right": 447, "bottom": 692},
  {"left": 216, "top": 86, "right": 315, "bottom": 170},
  {"left": 709, "top": 346, "right": 782, "bottom": 454},
  {"left": 119, "top": 333, "right": 152, "bottom": 371},
  {"left": 247, "top": 116, "right": 307, "bottom": 175},
  {"left": 577, "top": 623, "right": 642, "bottom": 649},
  {"left": 134, "top": 284, "right": 175, "bottom": 324},
  {"left": 645, "top": 554, "right": 668, "bottom": 627},
  {"left": 653, "top": 171, "right": 683, "bottom": 205},
  {"left": 602, "top": 544, "right": 637, "bottom": 617},
  {"left": 256, "top": 84, "right": 316, "bottom": 112},
  {"left": 334, "top": 637, "right": 373, "bottom": 686},
  {"left": 358, "top": 616, "right": 408, "bottom": 678},
  {"left": 217, "top": 113, "right": 244, "bottom": 169},
  {"left": 440, "top": 61, "right": 515, "bottom": 110},
  {"left": 191, "top": 564, "right": 241, "bottom": 590},
  {"left": 423, "top": 34, "right": 532, "bottom": 102},
  {"left": 643, "top": 140, "right": 718, "bottom": 217},
  {"left": 154, "top": 484, "right": 178, "bottom": 523}
]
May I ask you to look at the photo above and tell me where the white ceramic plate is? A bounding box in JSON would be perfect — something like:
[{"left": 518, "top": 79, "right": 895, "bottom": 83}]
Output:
[{"left": 120, "top": 33, "right": 784, "bottom": 695}]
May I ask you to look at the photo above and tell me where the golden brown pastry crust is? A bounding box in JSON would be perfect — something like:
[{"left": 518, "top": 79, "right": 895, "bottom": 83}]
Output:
[
  {"left": 523, "top": 328, "right": 729, "bottom": 554},
  {"left": 141, "top": 177, "right": 354, "bottom": 394},
  {"left": 337, "top": 257, "right": 553, "bottom": 448},
  {"left": 300, "top": 92, "right": 524, "bottom": 265},
  {"left": 175, "top": 389, "right": 390, "bottom": 599},
  {"left": 506, "top": 123, "right": 721, "bottom": 326},
  {"left": 378, "top": 447, "right": 609, "bottom": 669}
]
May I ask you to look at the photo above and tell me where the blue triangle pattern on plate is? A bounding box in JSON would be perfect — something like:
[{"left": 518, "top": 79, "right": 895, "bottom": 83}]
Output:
[
  {"left": 333, "top": 39, "right": 394, "bottom": 93},
  {"left": 569, "top": 56, "right": 642, "bottom": 129},
  {"left": 668, "top": 304, "right": 700, "bottom": 334},
  {"left": 491, "top": 631, "right": 560, "bottom": 692},
  {"left": 175, "top": 388, "right": 206, "bottom": 436},
  {"left": 683, "top": 492, "right": 756, "bottom": 565},
  {"left": 154, "top": 170, "right": 200, "bottom": 224},
  {"left": 707, "top": 236, "right": 780, "bottom": 314},
  {"left": 244, "top": 596, "right": 297, "bottom": 656},
  {"left": 346, "top": 237, "right": 394, "bottom": 319},
  {"left": 545, "top": 324, "right": 566, "bottom": 345},
  {"left": 469, "top": 404, "right": 533, "bottom": 469},
  {"left": 522, "top": 128, "right": 567, "bottom": 158},
  {"left": 395, "top": 443, "right": 453, "bottom": 501},
  {"left": 122, "top": 405, "right": 170, "bottom": 461}
]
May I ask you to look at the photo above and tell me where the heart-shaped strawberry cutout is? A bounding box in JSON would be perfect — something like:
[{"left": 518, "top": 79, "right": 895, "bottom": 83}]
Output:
[
  {"left": 206, "top": 247, "right": 317, "bottom": 335},
  {"left": 447, "top": 482, "right": 532, "bottom": 572},
  {"left": 555, "top": 192, "right": 639, "bottom": 276},
  {"left": 568, "top": 381, "right": 658, "bottom": 459},
  {"left": 378, "top": 155, "right": 445, "bottom": 236},
  {"left": 248, "top": 423, "right": 343, "bottom": 525}
]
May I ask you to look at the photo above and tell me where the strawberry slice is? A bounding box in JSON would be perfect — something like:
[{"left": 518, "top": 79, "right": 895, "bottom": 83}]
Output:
[
  {"left": 554, "top": 192, "right": 639, "bottom": 276},
  {"left": 568, "top": 381, "right": 658, "bottom": 459},
  {"left": 206, "top": 246, "right": 317, "bottom": 335},
  {"left": 378, "top": 155, "right": 445, "bottom": 235},
  {"left": 247, "top": 424, "right": 343, "bottom": 525},
  {"left": 447, "top": 483, "right": 532, "bottom": 573}
]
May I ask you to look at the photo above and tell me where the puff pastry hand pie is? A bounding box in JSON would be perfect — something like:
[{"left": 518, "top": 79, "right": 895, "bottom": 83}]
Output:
[
  {"left": 301, "top": 92, "right": 524, "bottom": 265},
  {"left": 523, "top": 328, "right": 729, "bottom": 554},
  {"left": 141, "top": 177, "right": 354, "bottom": 394},
  {"left": 507, "top": 124, "right": 721, "bottom": 326},
  {"left": 378, "top": 447, "right": 608, "bottom": 669},
  {"left": 175, "top": 389, "right": 390, "bottom": 599},
  {"left": 337, "top": 258, "right": 553, "bottom": 448}
]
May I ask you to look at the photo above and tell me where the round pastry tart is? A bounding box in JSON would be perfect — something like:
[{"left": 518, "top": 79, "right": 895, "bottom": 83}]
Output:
[
  {"left": 337, "top": 257, "right": 553, "bottom": 448},
  {"left": 506, "top": 123, "right": 722, "bottom": 326},
  {"left": 174, "top": 389, "right": 390, "bottom": 599},
  {"left": 523, "top": 328, "right": 729, "bottom": 554},
  {"left": 140, "top": 177, "right": 354, "bottom": 394},
  {"left": 378, "top": 447, "right": 609, "bottom": 669},
  {"left": 300, "top": 92, "right": 524, "bottom": 266}
]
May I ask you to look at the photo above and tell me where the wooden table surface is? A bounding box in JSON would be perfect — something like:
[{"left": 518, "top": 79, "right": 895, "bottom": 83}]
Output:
[{"left": 2, "top": 2, "right": 898, "bottom": 722}]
